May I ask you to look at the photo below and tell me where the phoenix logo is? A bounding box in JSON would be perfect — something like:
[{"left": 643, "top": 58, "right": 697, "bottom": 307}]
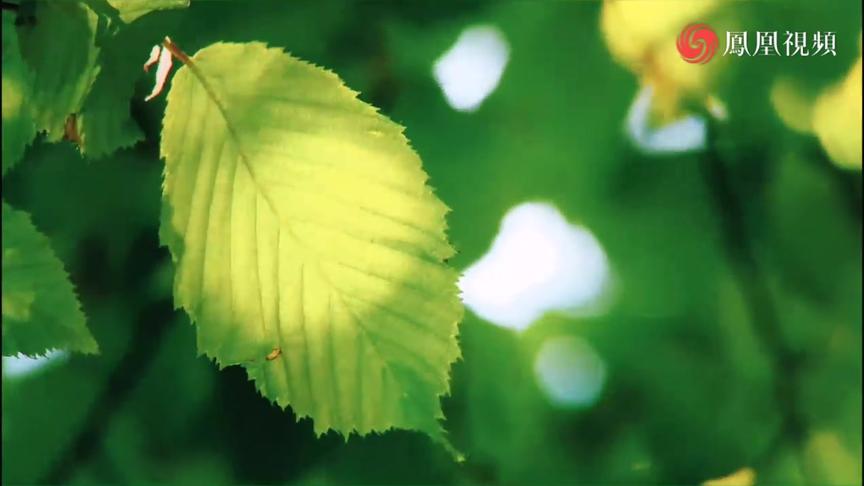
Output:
[{"left": 677, "top": 23, "right": 719, "bottom": 64}]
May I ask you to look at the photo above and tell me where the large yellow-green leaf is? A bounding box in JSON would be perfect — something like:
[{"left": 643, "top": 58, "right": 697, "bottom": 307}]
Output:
[
  {"left": 2, "top": 203, "right": 98, "bottom": 357},
  {"left": 160, "top": 42, "right": 462, "bottom": 448},
  {"left": 17, "top": 1, "right": 101, "bottom": 142},
  {"left": 2, "top": 12, "right": 36, "bottom": 175}
]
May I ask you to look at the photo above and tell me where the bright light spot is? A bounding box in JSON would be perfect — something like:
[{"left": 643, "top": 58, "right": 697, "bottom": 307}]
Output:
[
  {"left": 534, "top": 336, "right": 606, "bottom": 408},
  {"left": 459, "top": 202, "right": 611, "bottom": 331},
  {"left": 706, "top": 95, "right": 729, "bottom": 121},
  {"left": 433, "top": 25, "right": 510, "bottom": 112},
  {"left": 626, "top": 85, "right": 707, "bottom": 154},
  {"left": 2, "top": 350, "right": 68, "bottom": 378}
]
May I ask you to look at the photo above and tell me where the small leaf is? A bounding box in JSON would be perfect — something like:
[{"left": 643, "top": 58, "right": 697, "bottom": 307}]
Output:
[
  {"left": 17, "top": 1, "right": 101, "bottom": 142},
  {"left": 144, "top": 43, "right": 174, "bottom": 102},
  {"left": 107, "top": 0, "right": 190, "bottom": 24},
  {"left": 144, "top": 45, "right": 161, "bottom": 72},
  {"left": 2, "top": 203, "right": 98, "bottom": 357},
  {"left": 77, "top": 28, "right": 147, "bottom": 158},
  {"left": 2, "top": 12, "right": 37, "bottom": 175},
  {"left": 160, "top": 42, "right": 462, "bottom": 449}
]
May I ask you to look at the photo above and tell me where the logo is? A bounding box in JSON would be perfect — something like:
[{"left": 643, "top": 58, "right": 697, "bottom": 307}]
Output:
[
  {"left": 677, "top": 25, "right": 836, "bottom": 63},
  {"left": 677, "top": 23, "right": 719, "bottom": 64}
]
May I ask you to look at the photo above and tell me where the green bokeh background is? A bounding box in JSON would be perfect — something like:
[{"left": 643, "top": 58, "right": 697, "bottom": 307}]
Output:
[{"left": 2, "top": 1, "right": 861, "bottom": 484}]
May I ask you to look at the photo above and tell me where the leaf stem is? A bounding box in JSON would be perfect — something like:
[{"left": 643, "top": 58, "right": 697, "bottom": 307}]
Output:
[{"left": 161, "top": 36, "right": 192, "bottom": 65}]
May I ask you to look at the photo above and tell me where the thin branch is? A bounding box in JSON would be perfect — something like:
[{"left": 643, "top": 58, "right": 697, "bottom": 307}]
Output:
[
  {"left": 699, "top": 118, "right": 810, "bottom": 480},
  {"left": 40, "top": 300, "right": 175, "bottom": 484},
  {"left": 161, "top": 36, "right": 192, "bottom": 65}
]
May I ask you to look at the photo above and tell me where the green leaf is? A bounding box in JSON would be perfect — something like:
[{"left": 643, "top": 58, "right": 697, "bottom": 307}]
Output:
[
  {"left": 160, "top": 42, "right": 462, "bottom": 448},
  {"left": 2, "top": 203, "right": 98, "bottom": 357},
  {"left": 17, "top": 1, "right": 101, "bottom": 142},
  {"left": 2, "top": 12, "right": 37, "bottom": 175},
  {"left": 77, "top": 30, "right": 145, "bottom": 158},
  {"left": 107, "top": 0, "right": 190, "bottom": 24}
]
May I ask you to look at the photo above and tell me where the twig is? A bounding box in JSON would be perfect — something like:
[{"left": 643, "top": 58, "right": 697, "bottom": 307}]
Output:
[
  {"left": 40, "top": 300, "right": 175, "bottom": 484},
  {"left": 161, "top": 36, "right": 192, "bottom": 66},
  {"left": 699, "top": 118, "right": 810, "bottom": 480}
]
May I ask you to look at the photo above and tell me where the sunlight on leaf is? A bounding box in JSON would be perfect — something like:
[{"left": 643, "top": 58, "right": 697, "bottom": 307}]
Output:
[
  {"left": 2, "top": 12, "right": 36, "bottom": 175},
  {"left": 804, "top": 432, "right": 861, "bottom": 485},
  {"left": 159, "top": 42, "right": 462, "bottom": 450},
  {"left": 703, "top": 467, "right": 756, "bottom": 486}
]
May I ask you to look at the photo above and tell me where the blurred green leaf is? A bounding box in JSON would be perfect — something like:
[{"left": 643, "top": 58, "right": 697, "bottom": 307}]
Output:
[
  {"left": 107, "top": 0, "right": 189, "bottom": 24},
  {"left": 17, "top": 1, "right": 101, "bottom": 142},
  {"left": 77, "top": 30, "right": 145, "bottom": 158},
  {"left": 1, "top": 203, "right": 97, "bottom": 357},
  {"left": 2, "top": 12, "right": 36, "bottom": 175}
]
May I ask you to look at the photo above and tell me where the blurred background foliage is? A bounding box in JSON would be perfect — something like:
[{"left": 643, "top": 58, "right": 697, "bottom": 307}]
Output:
[{"left": 2, "top": 0, "right": 861, "bottom": 484}]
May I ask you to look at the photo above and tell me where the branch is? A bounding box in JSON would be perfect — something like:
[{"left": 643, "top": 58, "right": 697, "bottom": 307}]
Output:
[
  {"left": 699, "top": 119, "right": 810, "bottom": 479},
  {"left": 40, "top": 299, "right": 176, "bottom": 484}
]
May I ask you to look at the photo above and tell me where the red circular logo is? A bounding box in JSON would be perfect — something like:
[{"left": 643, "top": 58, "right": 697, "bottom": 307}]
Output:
[{"left": 677, "top": 23, "right": 718, "bottom": 64}]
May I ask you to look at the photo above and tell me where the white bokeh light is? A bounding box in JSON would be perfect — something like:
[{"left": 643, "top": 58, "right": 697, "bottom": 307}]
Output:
[
  {"left": 626, "top": 85, "right": 707, "bottom": 154},
  {"left": 534, "top": 336, "right": 607, "bottom": 408},
  {"left": 459, "top": 202, "right": 611, "bottom": 331},
  {"left": 433, "top": 25, "right": 510, "bottom": 112},
  {"left": 2, "top": 350, "right": 68, "bottom": 378}
]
